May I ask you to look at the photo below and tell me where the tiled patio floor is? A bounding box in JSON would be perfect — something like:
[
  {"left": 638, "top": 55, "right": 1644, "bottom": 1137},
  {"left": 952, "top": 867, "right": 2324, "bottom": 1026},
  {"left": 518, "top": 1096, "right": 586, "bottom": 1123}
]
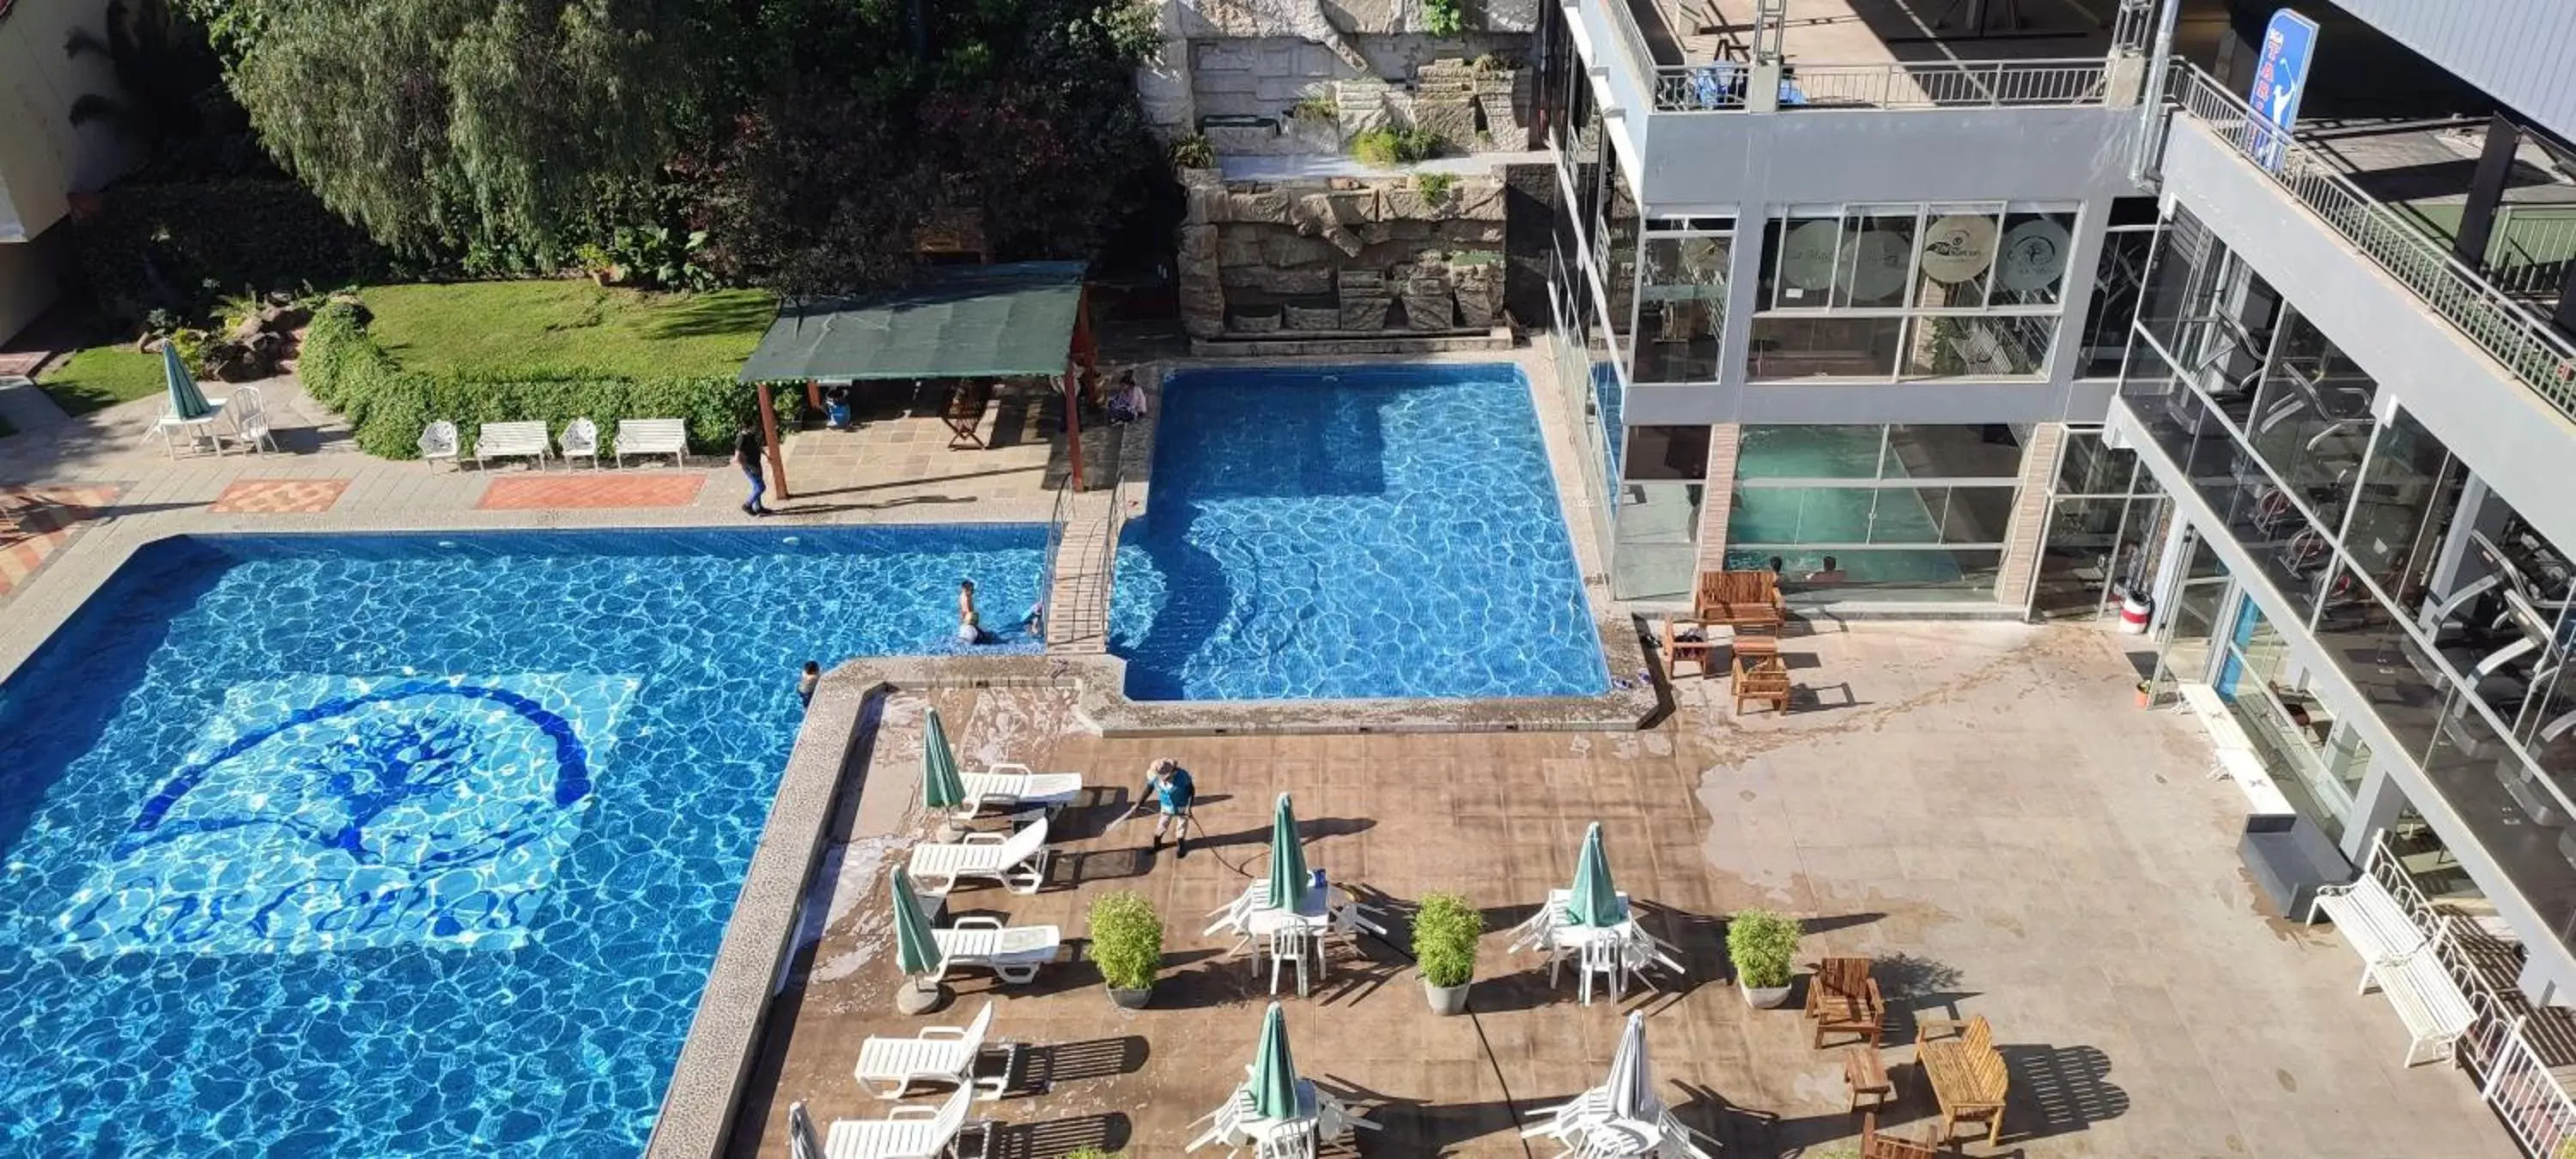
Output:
[
  {"left": 477, "top": 472, "right": 707, "bottom": 509},
  {"left": 731, "top": 622, "right": 2518, "bottom": 1158},
  {"left": 0, "top": 484, "right": 125, "bottom": 602},
  {"left": 207, "top": 478, "right": 349, "bottom": 513}
]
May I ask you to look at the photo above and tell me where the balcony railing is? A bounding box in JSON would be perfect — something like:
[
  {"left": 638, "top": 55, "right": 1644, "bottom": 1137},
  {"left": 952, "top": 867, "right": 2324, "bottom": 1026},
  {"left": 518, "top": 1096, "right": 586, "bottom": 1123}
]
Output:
[
  {"left": 1650, "top": 58, "right": 2114, "bottom": 112},
  {"left": 2168, "top": 67, "right": 2576, "bottom": 424}
]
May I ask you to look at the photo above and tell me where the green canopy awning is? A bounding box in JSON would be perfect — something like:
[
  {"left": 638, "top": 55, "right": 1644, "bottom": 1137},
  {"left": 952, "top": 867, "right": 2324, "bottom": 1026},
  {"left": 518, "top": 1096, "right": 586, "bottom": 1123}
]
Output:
[{"left": 737, "top": 261, "right": 1088, "bottom": 384}]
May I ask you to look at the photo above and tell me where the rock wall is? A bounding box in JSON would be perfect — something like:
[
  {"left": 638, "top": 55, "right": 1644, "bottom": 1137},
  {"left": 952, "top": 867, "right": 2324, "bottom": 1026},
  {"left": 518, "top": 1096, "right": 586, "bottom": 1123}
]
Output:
[
  {"left": 1177, "top": 168, "right": 1514, "bottom": 338},
  {"left": 1145, "top": 0, "right": 1535, "bottom": 149}
]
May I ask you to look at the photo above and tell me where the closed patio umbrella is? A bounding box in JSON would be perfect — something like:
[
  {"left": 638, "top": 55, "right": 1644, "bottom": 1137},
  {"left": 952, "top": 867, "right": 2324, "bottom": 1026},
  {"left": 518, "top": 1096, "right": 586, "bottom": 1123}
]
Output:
[
  {"left": 162, "top": 344, "right": 212, "bottom": 420},
  {"left": 1603, "top": 1010, "right": 1663, "bottom": 1121},
  {"left": 1265, "top": 792, "right": 1309, "bottom": 912},
  {"left": 890, "top": 866, "right": 941, "bottom": 977},
  {"left": 787, "top": 1101, "right": 823, "bottom": 1159},
  {"left": 920, "top": 707, "right": 966, "bottom": 811},
  {"left": 1566, "top": 822, "right": 1623, "bottom": 928},
  {"left": 1249, "top": 1001, "right": 1303, "bottom": 1120}
]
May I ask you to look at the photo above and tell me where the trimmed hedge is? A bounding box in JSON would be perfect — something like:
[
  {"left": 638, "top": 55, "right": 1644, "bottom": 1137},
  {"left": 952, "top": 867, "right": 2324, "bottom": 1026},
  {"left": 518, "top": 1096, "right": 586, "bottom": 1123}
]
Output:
[
  {"left": 301, "top": 300, "right": 799, "bottom": 459},
  {"left": 76, "top": 180, "right": 387, "bottom": 321}
]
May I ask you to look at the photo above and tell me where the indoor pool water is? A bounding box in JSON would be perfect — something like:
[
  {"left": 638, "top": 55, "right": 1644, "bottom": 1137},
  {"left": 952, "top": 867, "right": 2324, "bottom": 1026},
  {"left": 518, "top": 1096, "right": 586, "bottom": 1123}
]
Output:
[
  {"left": 0, "top": 527, "right": 1043, "bottom": 1157},
  {"left": 1111, "top": 363, "right": 1607, "bottom": 700}
]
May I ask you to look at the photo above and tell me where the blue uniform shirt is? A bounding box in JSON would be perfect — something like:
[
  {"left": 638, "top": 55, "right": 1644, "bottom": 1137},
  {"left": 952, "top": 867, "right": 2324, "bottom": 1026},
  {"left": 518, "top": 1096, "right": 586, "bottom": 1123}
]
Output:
[{"left": 1151, "top": 768, "right": 1195, "bottom": 813}]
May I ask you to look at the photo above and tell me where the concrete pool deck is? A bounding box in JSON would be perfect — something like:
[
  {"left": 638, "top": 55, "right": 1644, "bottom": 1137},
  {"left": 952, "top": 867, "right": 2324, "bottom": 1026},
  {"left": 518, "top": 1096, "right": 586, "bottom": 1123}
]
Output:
[{"left": 728, "top": 622, "right": 2520, "bottom": 1158}]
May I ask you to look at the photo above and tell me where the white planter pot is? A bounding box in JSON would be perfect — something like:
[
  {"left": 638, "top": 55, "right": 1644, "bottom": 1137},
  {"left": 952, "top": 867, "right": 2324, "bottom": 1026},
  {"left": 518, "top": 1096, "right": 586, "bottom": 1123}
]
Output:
[
  {"left": 1739, "top": 979, "right": 1793, "bottom": 1009},
  {"left": 1424, "top": 980, "right": 1471, "bottom": 1016}
]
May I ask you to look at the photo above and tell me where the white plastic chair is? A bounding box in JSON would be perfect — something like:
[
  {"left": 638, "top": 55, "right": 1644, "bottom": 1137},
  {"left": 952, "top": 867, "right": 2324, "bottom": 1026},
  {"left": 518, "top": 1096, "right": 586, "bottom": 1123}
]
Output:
[
  {"left": 1267, "top": 926, "right": 1317, "bottom": 997},
  {"left": 818, "top": 1084, "right": 975, "bottom": 1159},
  {"left": 419, "top": 420, "right": 460, "bottom": 470},
  {"left": 908, "top": 816, "right": 1052, "bottom": 895},
  {"left": 559, "top": 417, "right": 601, "bottom": 468},
  {"left": 1575, "top": 938, "right": 1626, "bottom": 1005},
  {"left": 228, "top": 385, "right": 278, "bottom": 454},
  {"left": 853, "top": 1000, "right": 1004, "bottom": 1100}
]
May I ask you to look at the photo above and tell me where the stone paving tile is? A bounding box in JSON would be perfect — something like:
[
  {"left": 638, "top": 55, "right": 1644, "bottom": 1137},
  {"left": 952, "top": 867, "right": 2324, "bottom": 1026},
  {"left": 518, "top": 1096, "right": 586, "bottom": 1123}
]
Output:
[
  {"left": 207, "top": 478, "right": 350, "bottom": 513},
  {"left": 477, "top": 472, "right": 708, "bottom": 510},
  {"left": 0, "top": 484, "right": 125, "bottom": 603},
  {"left": 729, "top": 623, "right": 2518, "bottom": 1159}
]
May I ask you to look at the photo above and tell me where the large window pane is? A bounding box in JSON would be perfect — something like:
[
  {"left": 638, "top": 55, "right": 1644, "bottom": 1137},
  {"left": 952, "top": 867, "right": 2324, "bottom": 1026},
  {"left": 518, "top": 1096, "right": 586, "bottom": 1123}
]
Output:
[
  {"left": 1737, "top": 425, "right": 1883, "bottom": 479},
  {"left": 2079, "top": 228, "right": 2158, "bottom": 378},
  {"left": 1633, "top": 234, "right": 1730, "bottom": 383},
  {"left": 1914, "top": 207, "right": 2000, "bottom": 308},
  {"left": 2346, "top": 410, "right": 2463, "bottom": 597},
  {"left": 1884, "top": 424, "right": 2026, "bottom": 480},
  {"left": 1764, "top": 214, "right": 1841, "bottom": 309},
  {"left": 1749, "top": 316, "right": 1904, "bottom": 379},
  {"left": 1991, "top": 209, "right": 2078, "bottom": 306},
  {"left": 2054, "top": 429, "right": 2138, "bottom": 495},
  {"left": 1624, "top": 425, "right": 1711, "bottom": 481},
  {"left": 1938, "top": 485, "right": 2018, "bottom": 544},
  {"left": 1729, "top": 547, "right": 2003, "bottom": 601},
  {"left": 1869, "top": 488, "right": 1945, "bottom": 543},
  {"left": 1728, "top": 486, "right": 1873, "bottom": 544},
  {"left": 1835, "top": 208, "right": 1917, "bottom": 308},
  {"left": 1900, "top": 314, "right": 2053, "bottom": 378},
  {"left": 1612, "top": 482, "right": 1702, "bottom": 601},
  {"left": 2249, "top": 308, "right": 2378, "bottom": 532}
]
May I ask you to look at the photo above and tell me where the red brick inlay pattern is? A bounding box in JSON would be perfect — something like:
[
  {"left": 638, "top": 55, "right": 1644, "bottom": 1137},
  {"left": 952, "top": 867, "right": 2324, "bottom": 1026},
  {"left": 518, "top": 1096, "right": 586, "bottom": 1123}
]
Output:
[
  {"left": 477, "top": 473, "right": 707, "bottom": 510},
  {"left": 0, "top": 485, "right": 125, "bottom": 601},
  {"left": 209, "top": 478, "right": 350, "bottom": 514}
]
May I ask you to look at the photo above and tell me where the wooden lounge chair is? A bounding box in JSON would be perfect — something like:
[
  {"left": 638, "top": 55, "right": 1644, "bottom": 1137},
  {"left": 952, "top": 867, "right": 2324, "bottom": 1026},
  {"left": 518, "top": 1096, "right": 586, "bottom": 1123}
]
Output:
[
  {"left": 1917, "top": 1015, "right": 2008, "bottom": 1147},
  {"left": 1806, "top": 956, "right": 1886, "bottom": 1047},
  {"left": 1734, "top": 652, "right": 1791, "bottom": 714},
  {"left": 1859, "top": 1113, "right": 1943, "bottom": 1159}
]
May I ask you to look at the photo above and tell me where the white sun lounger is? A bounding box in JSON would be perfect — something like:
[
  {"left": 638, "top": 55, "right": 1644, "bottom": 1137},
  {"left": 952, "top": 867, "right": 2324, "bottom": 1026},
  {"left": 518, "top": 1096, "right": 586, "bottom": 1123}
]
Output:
[
  {"left": 854, "top": 1000, "right": 1008, "bottom": 1100},
  {"left": 908, "top": 816, "right": 1052, "bottom": 895},
  {"left": 955, "top": 762, "right": 1085, "bottom": 817},
  {"left": 822, "top": 1084, "right": 978, "bottom": 1159},
  {"left": 931, "top": 918, "right": 1063, "bottom": 984}
]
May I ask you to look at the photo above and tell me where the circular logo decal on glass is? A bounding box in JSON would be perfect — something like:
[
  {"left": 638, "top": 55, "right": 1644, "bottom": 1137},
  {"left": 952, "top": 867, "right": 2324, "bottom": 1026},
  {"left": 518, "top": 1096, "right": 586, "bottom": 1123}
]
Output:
[
  {"left": 1840, "top": 231, "right": 1911, "bottom": 304},
  {"left": 1918, "top": 215, "right": 2000, "bottom": 284},
  {"left": 1998, "top": 218, "right": 2072, "bottom": 293},
  {"left": 1777, "top": 220, "right": 1841, "bottom": 300}
]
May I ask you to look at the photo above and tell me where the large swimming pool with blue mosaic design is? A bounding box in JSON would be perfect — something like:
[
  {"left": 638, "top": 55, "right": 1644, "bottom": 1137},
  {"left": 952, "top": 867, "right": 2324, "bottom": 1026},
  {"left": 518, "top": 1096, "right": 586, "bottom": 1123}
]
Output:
[{"left": 0, "top": 526, "right": 1044, "bottom": 1156}]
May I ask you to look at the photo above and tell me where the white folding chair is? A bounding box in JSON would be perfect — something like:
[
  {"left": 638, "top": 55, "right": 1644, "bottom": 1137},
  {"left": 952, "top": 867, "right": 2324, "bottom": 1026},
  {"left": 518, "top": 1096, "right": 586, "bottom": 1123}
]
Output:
[{"left": 1267, "top": 926, "right": 1317, "bottom": 997}]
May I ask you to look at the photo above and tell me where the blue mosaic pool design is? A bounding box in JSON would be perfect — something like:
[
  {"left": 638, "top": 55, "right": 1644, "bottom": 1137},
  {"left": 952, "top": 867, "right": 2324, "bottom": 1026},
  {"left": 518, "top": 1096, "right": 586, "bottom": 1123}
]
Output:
[
  {"left": 1111, "top": 363, "right": 1607, "bottom": 701},
  {"left": 0, "top": 526, "right": 1043, "bottom": 1156}
]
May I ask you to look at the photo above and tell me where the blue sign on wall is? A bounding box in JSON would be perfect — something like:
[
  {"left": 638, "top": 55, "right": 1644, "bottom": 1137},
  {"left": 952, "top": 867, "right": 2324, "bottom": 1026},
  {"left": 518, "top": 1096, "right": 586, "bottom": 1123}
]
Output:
[{"left": 2246, "top": 9, "right": 2320, "bottom": 172}]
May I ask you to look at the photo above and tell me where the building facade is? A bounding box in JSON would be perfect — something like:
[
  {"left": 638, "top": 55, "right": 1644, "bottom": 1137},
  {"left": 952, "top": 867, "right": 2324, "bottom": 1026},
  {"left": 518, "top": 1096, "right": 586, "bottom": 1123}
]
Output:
[{"left": 0, "top": 0, "right": 140, "bottom": 343}]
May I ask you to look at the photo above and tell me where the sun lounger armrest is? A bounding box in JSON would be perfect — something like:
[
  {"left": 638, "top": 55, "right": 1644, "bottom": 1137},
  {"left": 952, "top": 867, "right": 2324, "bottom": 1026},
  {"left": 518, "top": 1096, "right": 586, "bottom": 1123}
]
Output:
[
  {"left": 951, "top": 916, "right": 1004, "bottom": 931},
  {"left": 884, "top": 1106, "right": 942, "bottom": 1121},
  {"left": 957, "top": 831, "right": 1007, "bottom": 846},
  {"left": 918, "top": 1025, "right": 971, "bottom": 1040},
  {"left": 987, "top": 761, "right": 1032, "bottom": 776}
]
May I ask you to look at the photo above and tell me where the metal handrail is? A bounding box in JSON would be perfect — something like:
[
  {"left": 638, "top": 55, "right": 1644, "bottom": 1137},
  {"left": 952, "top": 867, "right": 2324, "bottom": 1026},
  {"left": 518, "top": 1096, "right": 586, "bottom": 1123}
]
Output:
[
  {"left": 2166, "top": 66, "right": 2576, "bottom": 423},
  {"left": 1650, "top": 58, "right": 2112, "bottom": 112}
]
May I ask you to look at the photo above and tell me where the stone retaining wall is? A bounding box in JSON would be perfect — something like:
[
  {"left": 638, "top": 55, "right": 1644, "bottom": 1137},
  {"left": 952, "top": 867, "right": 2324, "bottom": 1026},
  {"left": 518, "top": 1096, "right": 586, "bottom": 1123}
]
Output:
[{"left": 1179, "top": 168, "right": 1516, "bottom": 339}]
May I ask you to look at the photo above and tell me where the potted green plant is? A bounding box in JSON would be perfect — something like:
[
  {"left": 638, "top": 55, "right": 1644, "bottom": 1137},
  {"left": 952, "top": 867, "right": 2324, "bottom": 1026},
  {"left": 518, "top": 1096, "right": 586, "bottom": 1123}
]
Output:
[
  {"left": 1727, "top": 908, "right": 1801, "bottom": 1009},
  {"left": 1090, "top": 890, "right": 1163, "bottom": 1009},
  {"left": 1412, "top": 891, "right": 1484, "bottom": 1015}
]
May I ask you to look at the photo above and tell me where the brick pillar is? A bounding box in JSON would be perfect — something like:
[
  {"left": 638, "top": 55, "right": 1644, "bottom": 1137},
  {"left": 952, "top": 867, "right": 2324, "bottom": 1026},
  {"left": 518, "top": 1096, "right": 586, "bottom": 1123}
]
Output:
[
  {"left": 1994, "top": 423, "right": 2067, "bottom": 613},
  {"left": 1694, "top": 423, "right": 1742, "bottom": 575}
]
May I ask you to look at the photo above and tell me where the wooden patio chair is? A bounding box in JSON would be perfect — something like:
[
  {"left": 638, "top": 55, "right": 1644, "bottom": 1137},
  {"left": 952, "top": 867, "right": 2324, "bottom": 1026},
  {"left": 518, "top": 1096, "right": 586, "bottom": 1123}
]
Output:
[
  {"left": 1805, "top": 956, "right": 1886, "bottom": 1047},
  {"left": 1662, "top": 616, "right": 1717, "bottom": 678},
  {"left": 1917, "top": 1015, "right": 2008, "bottom": 1147},
  {"left": 1733, "top": 652, "right": 1791, "bottom": 715},
  {"left": 1859, "top": 1113, "right": 1943, "bottom": 1159},
  {"left": 943, "top": 382, "right": 991, "bottom": 450}
]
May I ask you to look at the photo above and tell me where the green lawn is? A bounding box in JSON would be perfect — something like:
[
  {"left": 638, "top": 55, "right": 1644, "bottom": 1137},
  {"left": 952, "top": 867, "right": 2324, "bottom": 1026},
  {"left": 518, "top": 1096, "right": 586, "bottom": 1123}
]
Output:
[
  {"left": 37, "top": 345, "right": 169, "bottom": 416},
  {"left": 361, "top": 281, "right": 776, "bottom": 379}
]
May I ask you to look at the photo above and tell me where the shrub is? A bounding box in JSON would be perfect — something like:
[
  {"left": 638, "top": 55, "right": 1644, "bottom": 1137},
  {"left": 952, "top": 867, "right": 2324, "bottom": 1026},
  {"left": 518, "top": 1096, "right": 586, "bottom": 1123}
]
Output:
[
  {"left": 300, "top": 300, "right": 797, "bottom": 459},
  {"left": 1089, "top": 891, "right": 1163, "bottom": 991},
  {"left": 1170, "top": 133, "right": 1217, "bottom": 169},
  {"left": 1412, "top": 892, "right": 1483, "bottom": 988},
  {"left": 1424, "top": 0, "right": 1467, "bottom": 36},
  {"left": 1350, "top": 127, "right": 1444, "bottom": 167},
  {"left": 1726, "top": 909, "right": 1802, "bottom": 989},
  {"left": 1416, "top": 173, "right": 1458, "bottom": 201},
  {"left": 1287, "top": 94, "right": 1339, "bottom": 122}
]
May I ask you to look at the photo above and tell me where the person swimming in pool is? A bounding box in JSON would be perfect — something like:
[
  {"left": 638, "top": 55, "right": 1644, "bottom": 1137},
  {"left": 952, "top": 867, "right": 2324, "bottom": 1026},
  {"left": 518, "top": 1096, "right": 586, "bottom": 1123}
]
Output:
[{"left": 956, "top": 580, "right": 986, "bottom": 644}]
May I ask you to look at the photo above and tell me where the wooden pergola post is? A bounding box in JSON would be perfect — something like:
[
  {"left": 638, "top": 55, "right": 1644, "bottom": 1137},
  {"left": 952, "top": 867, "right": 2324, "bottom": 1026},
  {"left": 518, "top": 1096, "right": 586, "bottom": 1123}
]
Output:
[{"left": 755, "top": 380, "right": 792, "bottom": 500}]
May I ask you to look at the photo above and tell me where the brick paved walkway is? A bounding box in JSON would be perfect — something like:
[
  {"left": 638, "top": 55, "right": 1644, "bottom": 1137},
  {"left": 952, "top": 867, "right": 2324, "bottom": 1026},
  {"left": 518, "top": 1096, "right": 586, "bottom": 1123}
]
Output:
[
  {"left": 478, "top": 472, "right": 708, "bottom": 510},
  {"left": 209, "top": 478, "right": 349, "bottom": 514},
  {"left": 0, "top": 485, "right": 125, "bottom": 601}
]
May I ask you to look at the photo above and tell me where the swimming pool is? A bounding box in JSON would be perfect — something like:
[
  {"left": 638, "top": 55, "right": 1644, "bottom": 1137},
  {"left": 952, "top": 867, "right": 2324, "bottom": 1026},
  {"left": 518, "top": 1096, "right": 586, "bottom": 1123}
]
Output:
[
  {"left": 1111, "top": 364, "right": 1607, "bottom": 701},
  {"left": 0, "top": 526, "right": 1044, "bottom": 1156}
]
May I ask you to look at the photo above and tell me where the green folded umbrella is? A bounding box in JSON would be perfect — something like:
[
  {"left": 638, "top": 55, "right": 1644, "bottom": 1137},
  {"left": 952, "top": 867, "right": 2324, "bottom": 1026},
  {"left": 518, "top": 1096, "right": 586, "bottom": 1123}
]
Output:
[
  {"left": 163, "top": 345, "right": 212, "bottom": 421},
  {"left": 1566, "top": 821, "right": 1624, "bottom": 928},
  {"left": 1265, "top": 792, "right": 1308, "bottom": 912},
  {"left": 1249, "top": 1001, "right": 1302, "bottom": 1120},
  {"left": 890, "top": 866, "right": 941, "bottom": 977},
  {"left": 920, "top": 708, "right": 966, "bottom": 811}
]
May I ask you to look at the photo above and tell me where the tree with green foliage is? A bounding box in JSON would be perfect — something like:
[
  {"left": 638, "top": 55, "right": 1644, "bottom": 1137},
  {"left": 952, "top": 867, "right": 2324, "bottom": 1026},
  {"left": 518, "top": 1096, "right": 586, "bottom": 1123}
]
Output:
[{"left": 206, "top": 0, "right": 692, "bottom": 261}]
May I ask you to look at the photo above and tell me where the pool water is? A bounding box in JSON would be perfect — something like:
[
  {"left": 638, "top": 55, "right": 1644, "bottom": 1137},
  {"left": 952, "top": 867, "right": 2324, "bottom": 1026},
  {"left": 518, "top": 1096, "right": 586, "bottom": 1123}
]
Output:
[
  {"left": 0, "top": 527, "right": 1043, "bottom": 1157},
  {"left": 1111, "top": 364, "right": 1607, "bottom": 700}
]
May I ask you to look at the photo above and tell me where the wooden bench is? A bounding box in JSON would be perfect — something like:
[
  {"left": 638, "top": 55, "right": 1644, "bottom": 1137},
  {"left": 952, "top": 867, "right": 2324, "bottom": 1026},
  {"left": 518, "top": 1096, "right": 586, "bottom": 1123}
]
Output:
[
  {"left": 1917, "top": 1014, "right": 2008, "bottom": 1147},
  {"left": 1734, "top": 652, "right": 1791, "bottom": 715},
  {"left": 2373, "top": 936, "right": 2477, "bottom": 1067},
  {"left": 1842, "top": 1047, "right": 1893, "bottom": 1113},
  {"left": 1807, "top": 956, "right": 1885, "bottom": 1048},
  {"left": 1695, "top": 569, "right": 1785, "bottom": 628},
  {"left": 473, "top": 421, "right": 551, "bottom": 470},
  {"left": 615, "top": 418, "right": 690, "bottom": 468},
  {"left": 1859, "top": 1113, "right": 1941, "bottom": 1159}
]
